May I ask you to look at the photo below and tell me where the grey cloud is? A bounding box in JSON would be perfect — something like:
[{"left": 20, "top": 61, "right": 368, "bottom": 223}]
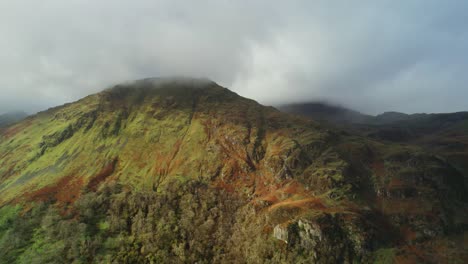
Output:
[{"left": 0, "top": 0, "right": 467, "bottom": 115}]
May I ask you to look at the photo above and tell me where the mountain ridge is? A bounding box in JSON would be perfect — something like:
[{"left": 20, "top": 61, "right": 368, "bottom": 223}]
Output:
[
  {"left": 0, "top": 80, "right": 467, "bottom": 263},
  {"left": 279, "top": 101, "right": 468, "bottom": 125}
]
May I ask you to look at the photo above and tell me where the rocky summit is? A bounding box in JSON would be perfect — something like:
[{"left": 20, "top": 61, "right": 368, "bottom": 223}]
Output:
[{"left": 0, "top": 78, "right": 467, "bottom": 263}]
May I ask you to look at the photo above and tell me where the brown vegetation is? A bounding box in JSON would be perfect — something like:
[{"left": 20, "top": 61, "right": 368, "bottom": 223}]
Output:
[
  {"left": 23, "top": 174, "right": 84, "bottom": 205},
  {"left": 86, "top": 158, "right": 118, "bottom": 191}
]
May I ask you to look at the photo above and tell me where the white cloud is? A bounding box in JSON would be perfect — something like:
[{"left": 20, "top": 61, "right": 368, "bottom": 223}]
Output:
[{"left": 0, "top": 0, "right": 467, "bottom": 114}]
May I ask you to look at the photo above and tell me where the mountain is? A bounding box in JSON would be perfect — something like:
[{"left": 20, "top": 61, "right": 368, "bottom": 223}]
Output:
[
  {"left": 279, "top": 102, "right": 468, "bottom": 127},
  {"left": 370, "top": 112, "right": 468, "bottom": 187},
  {"left": 1, "top": 78, "right": 467, "bottom": 263},
  {"left": 0, "top": 111, "right": 27, "bottom": 127},
  {"left": 280, "top": 102, "right": 468, "bottom": 144},
  {"left": 278, "top": 102, "right": 373, "bottom": 125},
  {"left": 281, "top": 102, "right": 468, "bottom": 182},
  {"left": 373, "top": 111, "right": 415, "bottom": 124}
]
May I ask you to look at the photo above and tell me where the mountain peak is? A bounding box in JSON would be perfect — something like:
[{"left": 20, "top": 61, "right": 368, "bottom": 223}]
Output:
[
  {"left": 99, "top": 76, "right": 236, "bottom": 106},
  {"left": 111, "top": 76, "right": 217, "bottom": 90}
]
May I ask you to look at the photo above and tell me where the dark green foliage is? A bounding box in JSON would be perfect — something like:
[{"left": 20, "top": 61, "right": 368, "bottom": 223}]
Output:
[
  {"left": 76, "top": 110, "right": 98, "bottom": 132},
  {"left": 111, "top": 110, "right": 129, "bottom": 136},
  {"left": 38, "top": 125, "right": 75, "bottom": 156},
  {"left": 1, "top": 179, "right": 370, "bottom": 263},
  {"left": 100, "top": 121, "right": 111, "bottom": 138},
  {"left": 0, "top": 203, "right": 48, "bottom": 264},
  {"left": 0, "top": 181, "right": 244, "bottom": 263},
  {"left": 101, "top": 180, "right": 244, "bottom": 263}
]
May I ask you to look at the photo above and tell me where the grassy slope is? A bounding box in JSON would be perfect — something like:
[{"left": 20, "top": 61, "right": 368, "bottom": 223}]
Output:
[{"left": 0, "top": 79, "right": 467, "bottom": 263}]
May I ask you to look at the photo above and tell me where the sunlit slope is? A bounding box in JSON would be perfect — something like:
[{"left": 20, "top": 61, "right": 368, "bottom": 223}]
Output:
[
  {"left": 0, "top": 78, "right": 325, "bottom": 203},
  {"left": 0, "top": 78, "right": 466, "bottom": 262}
]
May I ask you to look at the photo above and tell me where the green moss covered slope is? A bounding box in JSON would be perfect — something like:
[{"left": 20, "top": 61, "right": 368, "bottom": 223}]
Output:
[{"left": 0, "top": 78, "right": 466, "bottom": 263}]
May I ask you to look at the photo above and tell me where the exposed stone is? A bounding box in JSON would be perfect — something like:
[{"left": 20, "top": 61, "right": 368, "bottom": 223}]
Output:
[
  {"left": 296, "top": 219, "right": 323, "bottom": 249},
  {"left": 273, "top": 224, "right": 289, "bottom": 244},
  {"left": 273, "top": 219, "right": 324, "bottom": 251}
]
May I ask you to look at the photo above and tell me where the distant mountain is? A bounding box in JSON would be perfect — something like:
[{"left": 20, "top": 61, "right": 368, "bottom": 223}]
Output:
[
  {"left": 372, "top": 112, "right": 468, "bottom": 181},
  {"left": 278, "top": 102, "right": 373, "bottom": 124},
  {"left": 374, "top": 111, "right": 411, "bottom": 124},
  {"left": 0, "top": 111, "right": 27, "bottom": 127},
  {"left": 281, "top": 101, "right": 468, "bottom": 200},
  {"left": 1, "top": 80, "right": 467, "bottom": 263},
  {"left": 280, "top": 102, "right": 468, "bottom": 136}
]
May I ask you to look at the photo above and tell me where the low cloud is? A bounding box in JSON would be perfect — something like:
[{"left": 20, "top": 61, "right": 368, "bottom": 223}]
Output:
[{"left": 0, "top": 1, "right": 467, "bottom": 114}]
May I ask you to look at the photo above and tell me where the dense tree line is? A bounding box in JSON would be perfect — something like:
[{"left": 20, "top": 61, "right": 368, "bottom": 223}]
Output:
[{"left": 0, "top": 179, "right": 312, "bottom": 263}]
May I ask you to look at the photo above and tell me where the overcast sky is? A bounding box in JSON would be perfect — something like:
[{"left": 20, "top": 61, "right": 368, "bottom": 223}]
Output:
[{"left": 1, "top": 0, "right": 467, "bottom": 115}]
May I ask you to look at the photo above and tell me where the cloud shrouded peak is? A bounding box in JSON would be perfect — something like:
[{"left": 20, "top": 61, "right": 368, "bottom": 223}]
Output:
[{"left": 1, "top": 1, "right": 467, "bottom": 115}]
